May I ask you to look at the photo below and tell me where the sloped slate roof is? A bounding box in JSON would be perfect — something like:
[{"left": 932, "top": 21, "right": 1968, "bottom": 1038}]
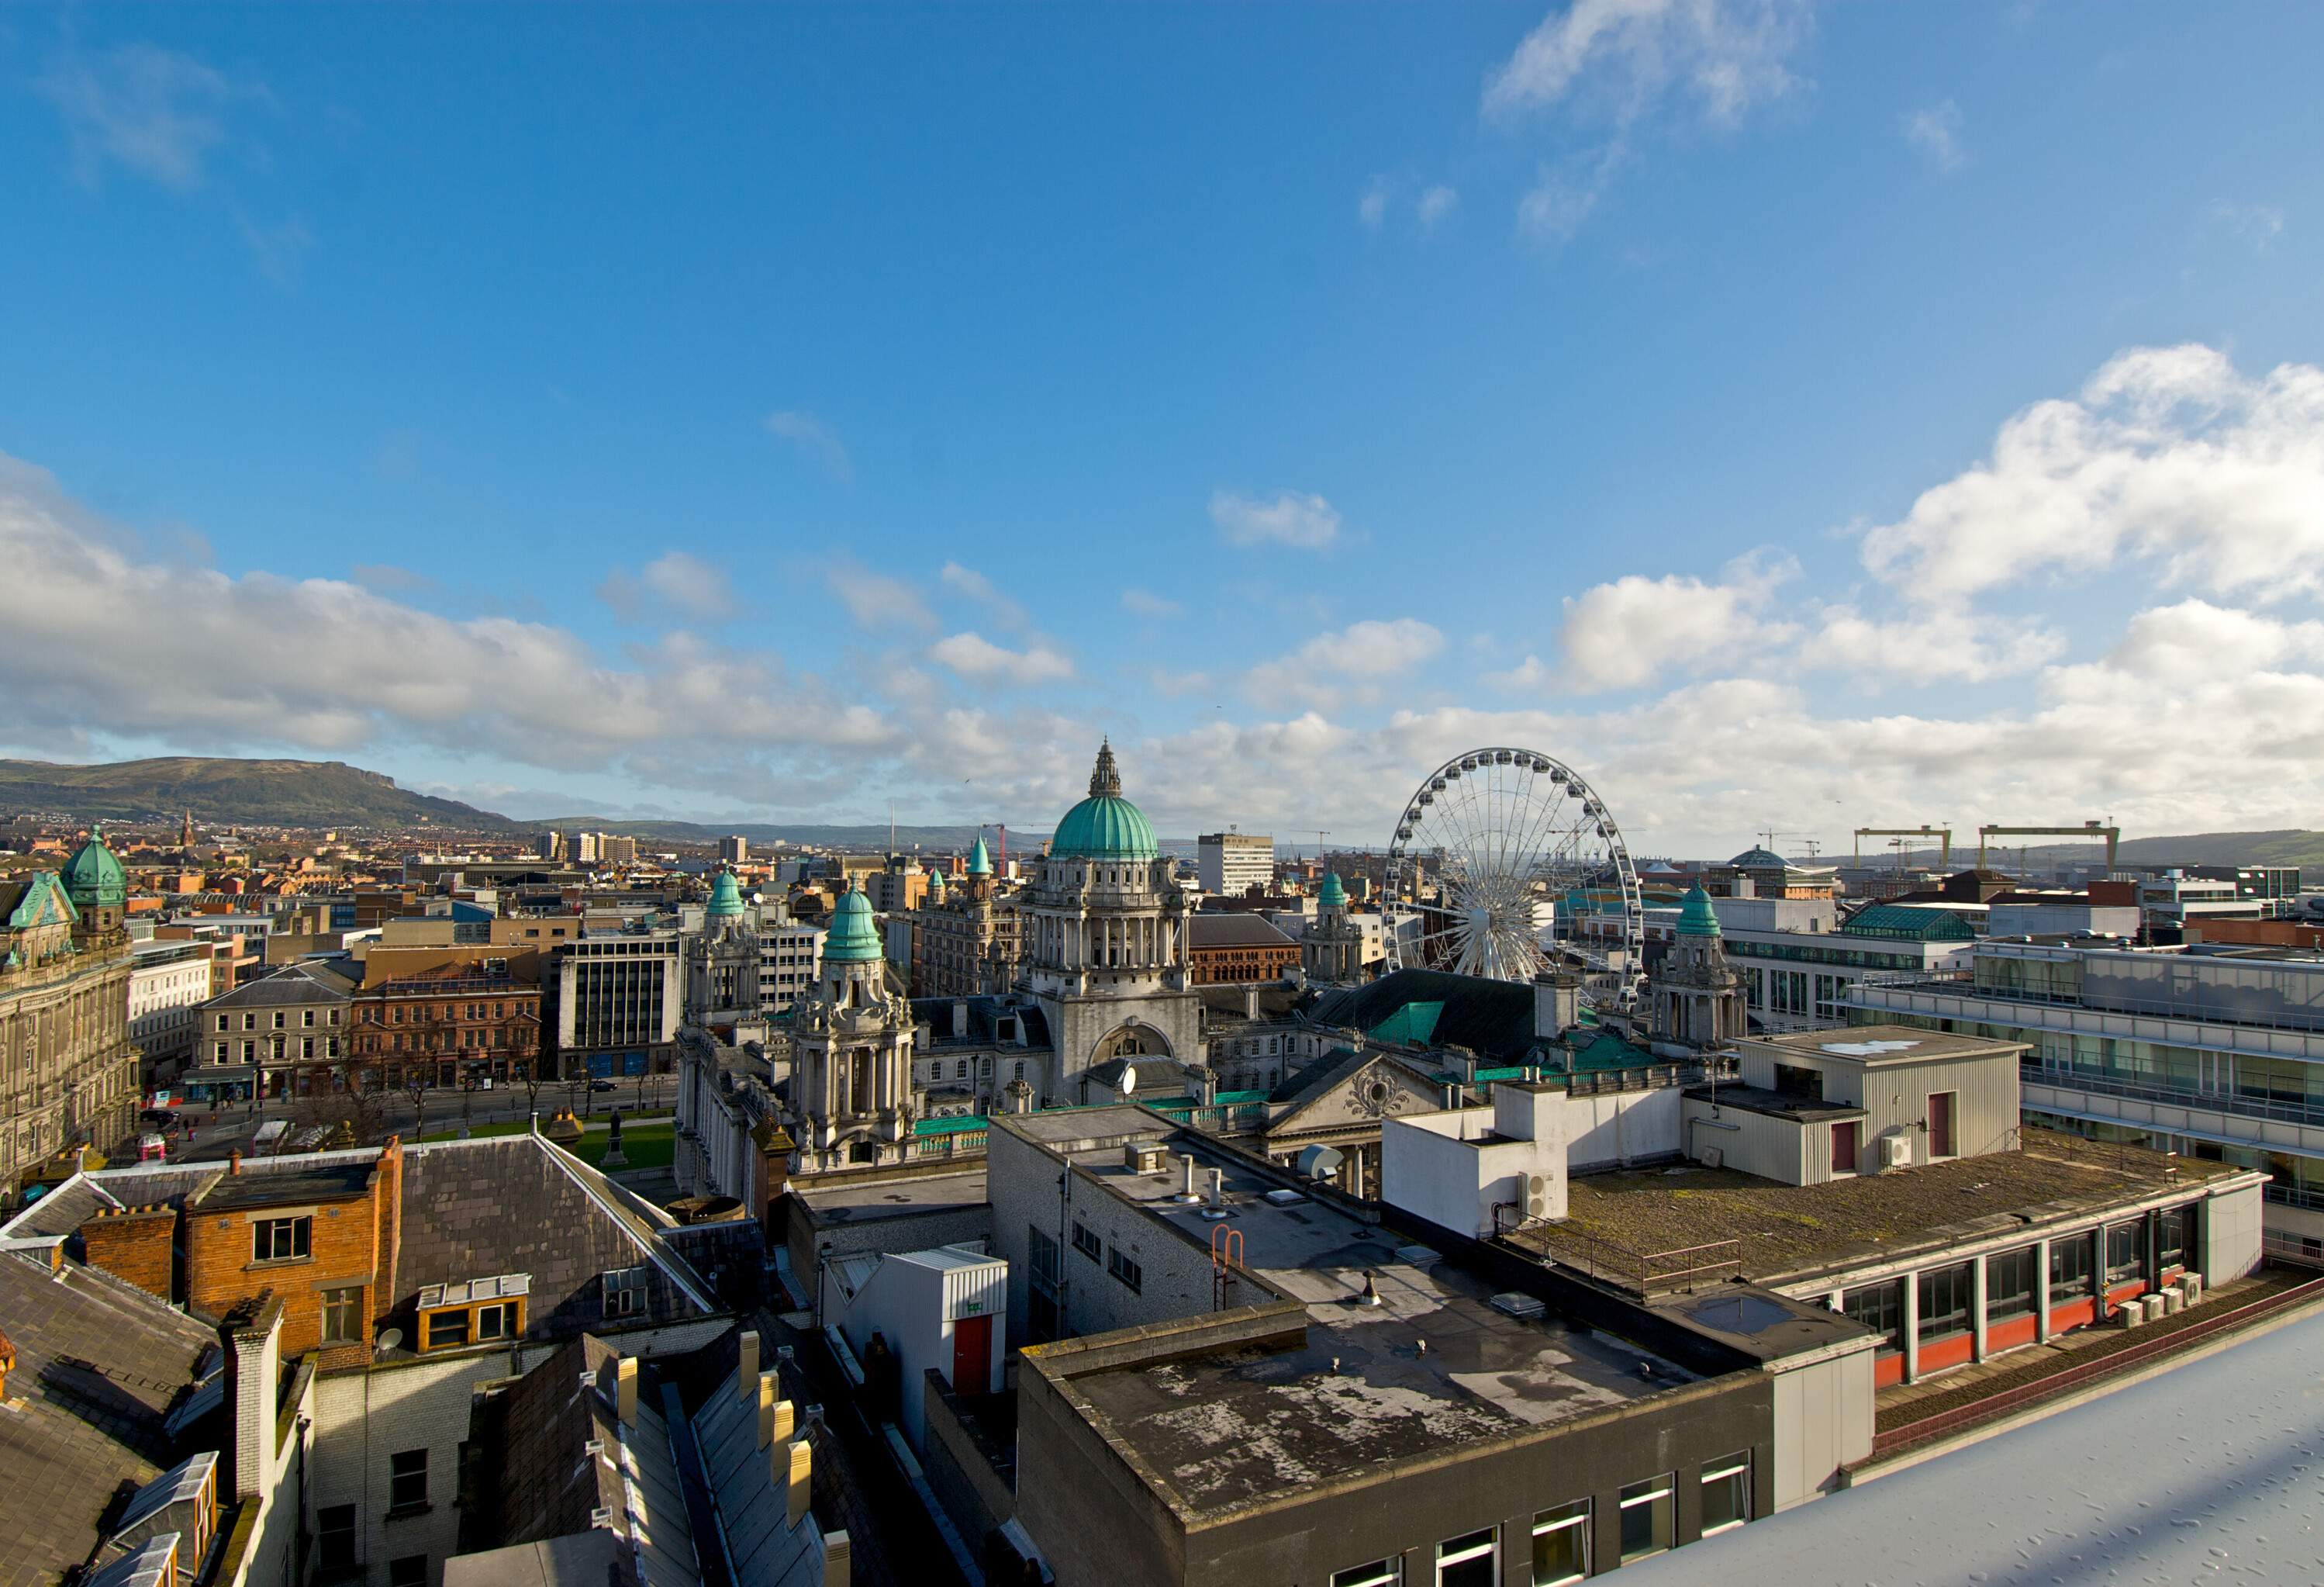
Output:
[{"left": 1305, "top": 968, "right": 1541, "bottom": 1063}]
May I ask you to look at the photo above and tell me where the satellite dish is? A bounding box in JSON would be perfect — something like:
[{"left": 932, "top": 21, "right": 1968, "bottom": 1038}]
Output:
[
  {"left": 1120, "top": 1063, "right": 1137, "bottom": 1094},
  {"left": 375, "top": 1328, "right": 404, "bottom": 1353}
]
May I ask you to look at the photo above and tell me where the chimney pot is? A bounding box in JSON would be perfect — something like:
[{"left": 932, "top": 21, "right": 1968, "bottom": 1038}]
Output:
[{"left": 228, "top": 1150, "right": 241, "bottom": 1175}]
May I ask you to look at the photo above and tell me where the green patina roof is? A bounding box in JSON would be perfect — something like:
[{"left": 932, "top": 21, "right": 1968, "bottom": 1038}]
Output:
[
  {"left": 966, "top": 835, "right": 993, "bottom": 875},
  {"left": 1051, "top": 741, "right": 1159, "bottom": 862},
  {"left": 823, "top": 887, "right": 884, "bottom": 963},
  {"left": 1366, "top": 1000, "right": 1445, "bottom": 1047},
  {"left": 60, "top": 825, "right": 126, "bottom": 910},
  {"left": 1677, "top": 883, "right": 1721, "bottom": 938},
  {"left": 927, "top": 870, "right": 947, "bottom": 899},
  {"left": 5, "top": 873, "right": 77, "bottom": 932},
  {"left": 1840, "top": 902, "right": 1978, "bottom": 942},
  {"left": 911, "top": 1115, "right": 990, "bottom": 1137},
  {"left": 1317, "top": 871, "right": 1347, "bottom": 909},
  {"left": 706, "top": 870, "right": 745, "bottom": 918}
]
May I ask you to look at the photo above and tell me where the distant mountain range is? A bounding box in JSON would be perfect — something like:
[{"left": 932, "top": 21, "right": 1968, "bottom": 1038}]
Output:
[{"left": 0, "top": 758, "right": 520, "bottom": 832}]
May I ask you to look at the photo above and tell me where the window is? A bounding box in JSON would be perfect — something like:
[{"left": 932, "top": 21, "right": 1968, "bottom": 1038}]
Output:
[
  {"left": 2106, "top": 1221, "right": 2146, "bottom": 1284},
  {"left": 253, "top": 1216, "right": 312, "bottom": 1262},
  {"left": 1071, "top": 1222, "right": 1102, "bottom": 1260},
  {"left": 1987, "top": 1245, "right": 2039, "bottom": 1322},
  {"left": 1841, "top": 1278, "right": 1902, "bottom": 1352},
  {"left": 1917, "top": 1262, "right": 1974, "bottom": 1343},
  {"left": 2051, "top": 1232, "right": 2096, "bottom": 1295},
  {"left": 603, "top": 1266, "right": 648, "bottom": 1319},
  {"left": 1701, "top": 1453, "right": 1751, "bottom": 1536},
  {"left": 388, "top": 1557, "right": 428, "bottom": 1587},
  {"left": 425, "top": 1309, "right": 470, "bottom": 1350},
  {"left": 1333, "top": 1563, "right": 1400, "bottom": 1587},
  {"left": 2159, "top": 1205, "right": 2193, "bottom": 1270},
  {"left": 1531, "top": 1499, "right": 1590, "bottom": 1585},
  {"left": 303, "top": 1009, "right": 316, "bottom": 1029},
  {"left": 1107, "top": 1245, "right": 1142, "bottom": 1294},
  {"left": 1435, "top": 1526, "right": 1496, "bottom": 1587},
  {"left": 475, "top": 1302, "right": 516, "bottom": 1341},
  {"left": 1618, "top": 1475, "right": 1673, "bottom": 1562},
  {"left": 388, "top": 1447, "right": 429, "bottom": 1513},
  {"left": 273, "top": 1011, "right": 286, "bottom": 1030},
  {"left": 321, "top": 1286, "right": 362, "bottom": 1346},
  {"left": 317, "top": 1504, "right": 358, "bottom": 1571},
  {"left": 216, "top": 1013, "right": 229, "bottom": 1032}
]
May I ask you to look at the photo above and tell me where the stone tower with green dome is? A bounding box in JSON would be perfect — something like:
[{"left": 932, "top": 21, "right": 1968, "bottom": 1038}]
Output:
[
  {"left": 1020, "top": 741, "right": 1199, "bottom": 1098},
  {"left": 790, "top": 885, "right": 918, "bottom": 1170},
  {"left": 1302, "top": 870, "right": 1367, "bottom": 987},
  {"left": 683, "top": 868, "right": 762, "bottom": 1023},
  {"left": 1651, "top": 884, "right": 1745, "bottom": 1049},
  {"left": 60, "top": 824, "right": 129, "bottom": 939}
]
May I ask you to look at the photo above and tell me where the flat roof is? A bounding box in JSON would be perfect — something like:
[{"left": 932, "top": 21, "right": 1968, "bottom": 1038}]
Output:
[
  {"left": 1051, "top": 1132, "right": 1698, "bottom": 1516},
  {"left": 1512, "top": 1129, "right": 2248, "bottom": 1290},
  {"left": 793, "top": 1167, "right": 989, "bottom": 1224},
  {"left": 1742, "top": 1022, "right": 2024, "bottom": 1067},
  {"left": 194, "top": 1160, "right": 376, "bottom": 1212}
]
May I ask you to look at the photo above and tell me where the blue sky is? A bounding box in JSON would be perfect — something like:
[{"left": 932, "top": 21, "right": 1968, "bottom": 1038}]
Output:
[{"left": 3, "top": 2, "right": 2322, "bottom": 854}]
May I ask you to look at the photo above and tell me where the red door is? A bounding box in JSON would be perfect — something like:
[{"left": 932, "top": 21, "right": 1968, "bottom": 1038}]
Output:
[
  {"left": 1929, "top": 1092, "right": 1955, "bottom": 1158},
  {"left": 951, "top": 1313, "right": 993, "bottom": 1394},
  {"left": 1832, "top": 1121, "right": 1859, "bottom": 1174}
]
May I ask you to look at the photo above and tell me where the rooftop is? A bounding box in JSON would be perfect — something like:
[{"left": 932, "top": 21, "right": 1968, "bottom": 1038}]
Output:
[
  {"left": 1511, "top": 1128, "right": 2246, "bottom": 1289},
  {"left": 791, "top": 1166, "right": 989, "bottom": 1225},
  {"left": 0, "top": 1253, "right": 216, "bottom": 1582},
  {"left": 1742, "top": 1022, "right": 2025, "bottom": 1067},
  {"left": 1018, "top": 1113, "right": 1701, "bottom": 1517},
  {"left": 195, "top": 1159, "right": 377, "bottom": 1212}
]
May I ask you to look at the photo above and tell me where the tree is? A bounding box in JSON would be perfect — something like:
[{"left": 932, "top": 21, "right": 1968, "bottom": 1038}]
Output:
[
  {"left": 519, "top": 1060, "right": 548, "bottom": 1123},
  {"left": 290, "top": 1064, "right": 391, "bottom": 1149},
  {"left": 405, "top": 1069, "right": 432, "bottom": 1141}
]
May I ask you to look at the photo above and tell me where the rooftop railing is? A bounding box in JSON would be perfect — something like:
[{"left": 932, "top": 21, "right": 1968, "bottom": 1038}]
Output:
[{"left": 2022, "top": 1063, "right": 2324, "bottom": 1133}]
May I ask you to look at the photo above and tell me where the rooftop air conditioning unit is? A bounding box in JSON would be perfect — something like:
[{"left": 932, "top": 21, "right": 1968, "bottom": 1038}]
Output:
[
  {"left": 1880, "top": 1133, "right": 1913, "bottom": 1170},
  {"left": 1525, "top": 1174, "right": 1551, "bottom": 1219}
]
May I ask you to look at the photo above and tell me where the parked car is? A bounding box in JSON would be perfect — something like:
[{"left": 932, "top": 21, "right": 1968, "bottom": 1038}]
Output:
[{"left": 589, "top": 1078, "right": 618, "bottom": 1093}]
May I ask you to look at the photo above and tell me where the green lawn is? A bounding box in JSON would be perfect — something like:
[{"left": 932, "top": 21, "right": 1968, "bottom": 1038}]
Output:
[{"left": 568, "top": 1119, "right": 675, "bottom": 1170}]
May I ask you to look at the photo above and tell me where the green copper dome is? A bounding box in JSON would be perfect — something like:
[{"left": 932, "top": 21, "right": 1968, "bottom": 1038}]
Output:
[
  {"left": 60, "top": 825, "right": 126, "bottom": 911},
  {"left": 706, "top": 870, "right": 744, "bottom": 918},
  {"left": 927, "top": 869, "right": 947, "bottom": 901},
  {"left": 823, "top": 887, "right": 883, "bottom": 963},
  {"left": 1677, "top": 883, "right": 1721, "bottom": 938},
  {"left": 1317, "top": 872, "right": 1347, "bottom": 909},
  {"left": 1051, "top": 741, "right": 1159, "bottom": 863},
  {"left": 965, "top": 835, "right": 993, "bottom": 876}
]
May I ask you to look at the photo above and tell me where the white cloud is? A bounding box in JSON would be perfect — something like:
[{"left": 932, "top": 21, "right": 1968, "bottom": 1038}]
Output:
[
  {"left": 1799, "top": 604, "right": 2062, "bottom": 683},
  {"left": 927, "top": 631, "right": 1076, "bottom": 687},
  {"left": 1361, "top": 173, "right": 1461, "bottom": 233},
  {"left": 1245, "top": 618, "right": 1444, "bottom": 708},
  {"left": 36, "top": 41, "right": 271, "bottom": 191},
  {"left": 1210, "top": 488, "right": 1342, "bottom": 551},
  {"left": 2208, "top": 200, "right": 2286, "bottom": 254},
  {"left": 1859, "top": 344, "right": 2324, "bottom": 606},
  {"left": 1483, "top": 0, "right": 1812, "bottom": 126},
  {"left": 1902, "top": 99, "right": 1964, "bottom": 173},
  {"left": 1483, "top": 654, "right": 1556, "bottom": 692},
  {"left": 1121, "top": 587, "right": 1184, "bottom": 619},
  {"left": 1555, "top": 553, "right": 1800, "bottom": 690},
  {"left": 765, "top": 410, "right": 853, "bottom": 483},
  {"left": 643, "top": 551, "right": 736, "bottom": 619},
  {"left": 941, "top": 561, "right": 1027, "bottom": 629},
  {"left": 824, "top": 558, "right": 934, "bottom": 631}
]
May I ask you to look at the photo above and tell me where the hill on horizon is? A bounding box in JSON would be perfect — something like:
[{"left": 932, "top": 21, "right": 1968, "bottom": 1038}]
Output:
[{"left": 0, "top": 757, "right": 519, "bottom": 832}]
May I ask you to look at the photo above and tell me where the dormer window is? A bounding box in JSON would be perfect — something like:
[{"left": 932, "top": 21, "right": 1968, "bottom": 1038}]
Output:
[
  {"left": 415, "top": 1273, "right": 530, "bottom": 1352},
  {"left": 602, "top": 1264, "right": 649, "bottom": 1320}
]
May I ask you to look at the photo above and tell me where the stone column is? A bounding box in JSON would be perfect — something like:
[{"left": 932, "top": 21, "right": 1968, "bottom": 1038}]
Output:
[
  {"left": 1971, "top": 1253, "right": 1989, "bottom": 1362},
  {"left": 2035, "top": 1236, "right": 2053, "bottom": 1342}
]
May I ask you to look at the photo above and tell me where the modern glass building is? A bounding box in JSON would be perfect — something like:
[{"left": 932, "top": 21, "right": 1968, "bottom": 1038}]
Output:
[{"left": 1848, "top": 939, "right": 2324, "bottom": 1255}]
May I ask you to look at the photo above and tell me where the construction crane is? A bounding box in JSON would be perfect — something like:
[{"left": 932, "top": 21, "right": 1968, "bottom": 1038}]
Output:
[
  {"left": 1977, "top": 821, "right": 2119, "bottom": 873},
  {"left": 1854, "top": 826, "right": 1953, "bottom": 870},
  {"left": 1756, "top": 830, "right": 1824, "bottom": 860}
]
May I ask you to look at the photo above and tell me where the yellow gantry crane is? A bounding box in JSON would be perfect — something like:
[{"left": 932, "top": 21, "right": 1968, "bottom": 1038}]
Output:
[
  {"left": 1976, "top": 821, "right": 2119, "bottom": 872},
  {"left": 1853, "top": 825, "right": 1953, "bottom": 869}
]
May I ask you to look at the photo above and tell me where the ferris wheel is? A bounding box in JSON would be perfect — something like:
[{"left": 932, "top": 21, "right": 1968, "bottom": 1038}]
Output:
[{"left": 1382, "top": 747, "right": 1645, "bottom": 1002}]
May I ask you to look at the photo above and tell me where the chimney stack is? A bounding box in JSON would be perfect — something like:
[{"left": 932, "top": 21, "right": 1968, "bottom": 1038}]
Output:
[
  {"left": 219, "top": 1291, "right": 286, "bottom": 1500},
  {"left": 227, "top": 1150, "right": 242, "bottom": 1176}
]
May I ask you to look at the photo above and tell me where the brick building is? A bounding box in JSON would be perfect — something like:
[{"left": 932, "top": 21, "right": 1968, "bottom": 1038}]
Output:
[
  {"left": 193, "top": 959, "right": 354, "bottom": 1099},
  {"left": 908, "top": 837, "right": 1020, "bottom": 997},
  {"left": 1185, "top": 911, "right": 1299, "bottom": 985},
  {"left": 348, "top": 965, "right": 543, "bottom": 1088}
]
